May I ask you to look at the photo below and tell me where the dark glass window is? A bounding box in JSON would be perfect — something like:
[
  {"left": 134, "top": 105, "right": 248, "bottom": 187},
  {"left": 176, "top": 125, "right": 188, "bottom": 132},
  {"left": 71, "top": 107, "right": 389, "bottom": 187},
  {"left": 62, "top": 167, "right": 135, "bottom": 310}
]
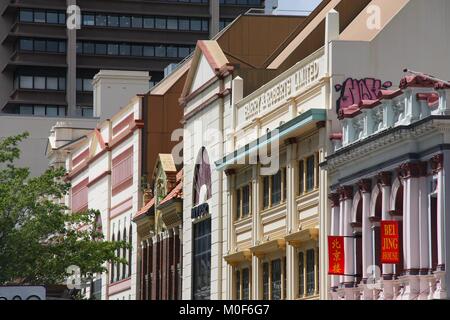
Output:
[
  {"left": 47, "top": 77, "right": 58, "bottom": 90},
  {"left": 143, "top": 46, "right": 155, "bottom": 57},
  {"left": 306, "top": 156, "right": 315, "bottom": 192},
  {"left": 242, "top": 268, "right": 250, "bottom": 300},
  {"left": 190, "top": 18, "right": 201, "bottom": 31},
  {"left": 46, "top": 105, "right": 58, "bottom": 116},
  {"left": 119, "top": 43, "right": 131, "bottom": 56},
  {"left": 271, "top": 170, "right": 282, "bottom": 206},
  {"left": 242, "top": 185, "right": 250, "bottom": 217},
  {"left": 132, "top": 16, "right": 143, "bottom": 28},
  {"left": 83, "top": 42, "right": 95, "bottom": 55},
  {"left": 167, "top": 46, "right": 178, "bottom": 58},
  {"left": 59, "top": 106, "right": 66, "bottom": 116},
  {"left": 155, "top": 17, "right": 166, "bottom": 29},
  {"left": 83, "top": 14, "right": 95, "bottom": 26},
  {"left": 167, "top": 18, "right": 178, "bottom": 30},
  {"left": 34, "top": 40, "right": 46, "bottom": 52},
  {"left": 108, "top": 43, "right": 119, "bottom": 55},
  {"left": 179, "top": 18, "right": 189, "bottom": 30},
  {"left": 82, "top": 107, "right": 93, "bottom": 118},
  {"left": 20, "top": 39, "right": 33, "bottom": 51},
  {"left": 58, "top": 78, "right": 66, "bottom": 90},
  {"left": 34, "top": 105, "right": 45, "bottom": 116},
  {"left": 58, "top": 41, "right": 66, "bottom": 53},
  {"left": 179, "top": 47, "right": 190, "bottom": 58},
  {"left": 20, "top": 10, "right": 33, "bottom": 22},
  {"left": 108, "top": 15, "right": 119, "bottom": 27},
  {"left": 298, "top": 252, "right": 304, "bottom": 297},
  {"left": 143, "top": 17, "right": 154, "bottom": 28},
  {"left": 46, "top": 11, "right": 59, "bottom": 24},
  {"left": 58, "top": 13, "right": 66, "bottom": 24},
  {"left": 34, "top": 77, "right": 45, "bottom": 90},
  {"left": 263, "top": 176, "right": 269, "bottom": 208},
  {"left": 20, "top": 105, "right": 33, "bottom": 115},
  {"left": 76, "top": 78, "right": 82, "bottom": 91},
  {"left": 262, "top": 262, "right": 269, "bottom": 300},
  {"left": 119, "top": 15, "right": 131, "bottom": 28},
  {"left": 192, "top": 218, "right": 211, "bottom": 300},
  {"left": 34, "top": 11, "right": 46, "bottom": 23},
  {"left": 83, "top": 79, "right": 93, "bottom": 92},
  {"left": 46, "top": 40, "right": 58, "bottom": 52},
  {"left": 271, "top": 259, "right": 281, "bottom": 300},
  {"left": 96, "top": 14, "right": 107, "bottom": 26},
  {"left": 95, "top": 43, "right": 107, "bottom": 55},
  {"left": 131, "top": 45, "right": 143, "bottom": 56},
  {"left": 202, "top": 19, "right": 209, "bottom": 32},
  {"left": 306, "top": 249, "right": 315, "bottom": 296},
  {"left": 236, "top": 189, "right": 241, "bottom": 220},
  {"left": 19, "top": 76, "right": 33, "bottom": 89},
  {"left": 155, "top": 45, "right": 166, "bottom": 57}
]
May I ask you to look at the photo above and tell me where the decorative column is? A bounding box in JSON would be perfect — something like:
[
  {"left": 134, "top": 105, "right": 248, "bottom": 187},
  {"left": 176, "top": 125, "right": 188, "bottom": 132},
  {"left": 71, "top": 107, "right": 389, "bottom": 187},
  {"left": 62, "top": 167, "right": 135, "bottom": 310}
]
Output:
[
  {"left": 431, "top": 154, "right": 447, "bottom": 299},
  {"left": 285, "top": 139, "right": 298, "bottom": 299},
  {"left": 225, "top": 169, "right": 235, "bottom": 300},
  {"left": 147, "top": 237, "right": 153, "bottom": 300},
  {"left": 358, "top": 179, "right": 373, "bottom": 300},
  {"left": 328, "top": 193, "right": 340, "bottom": 300},
  {"left": 252, "top": 165, "right": 262, "bottom": 300},
  {"left": 418, "top": 163, "right": 432, "bottom": 300},
  {"left": 140, "top": 241, "right": 148, "bottom": 300},
  {"left": 399, "top": 162, "right": 421, "bottom": 300},
  {"left": 151, "top": 234, "right": 160, "bottom": 300},
  {"left": 377, "top": 172, "right": 394, "bottom": 300},
  {"left": 339, "top": 186, "right": 356, "bottom": 299}
]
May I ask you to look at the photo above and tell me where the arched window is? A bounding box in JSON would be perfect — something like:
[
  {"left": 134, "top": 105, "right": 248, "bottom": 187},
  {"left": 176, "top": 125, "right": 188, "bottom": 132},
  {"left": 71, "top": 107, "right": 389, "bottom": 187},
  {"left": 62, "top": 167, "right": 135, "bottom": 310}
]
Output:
[
  {"left": 192, "top": 147, "right": 212, "bottom": 206},
  {"left": 128, "top": 225, "right": 132, "bottom": 277},
  {"left": 122, "top": 227, "right": 127, "bottom": 279},
  {"left": 111, "top": 234, "right": 115, "bottom": 283}
]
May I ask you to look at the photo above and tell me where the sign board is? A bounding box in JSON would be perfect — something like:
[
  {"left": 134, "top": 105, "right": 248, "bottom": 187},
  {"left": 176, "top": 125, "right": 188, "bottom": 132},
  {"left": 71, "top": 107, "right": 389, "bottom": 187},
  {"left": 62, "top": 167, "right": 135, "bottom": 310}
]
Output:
[
  {"left": 381, "top": 220, "right": 400, "bottom": 264},
  {"left": 0, "top": 286, "right": 46, "bottom": 300},
  {"left": 328, "top": 236, "right": 345, "bottom": 275}
]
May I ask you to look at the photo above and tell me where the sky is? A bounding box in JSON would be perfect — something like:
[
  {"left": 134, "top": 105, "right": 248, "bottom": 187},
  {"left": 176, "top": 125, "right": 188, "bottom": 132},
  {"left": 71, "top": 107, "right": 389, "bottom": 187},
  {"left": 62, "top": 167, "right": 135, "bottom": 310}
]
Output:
[{"left": 274, "top": 0, "right": 323, "bottom": 15}]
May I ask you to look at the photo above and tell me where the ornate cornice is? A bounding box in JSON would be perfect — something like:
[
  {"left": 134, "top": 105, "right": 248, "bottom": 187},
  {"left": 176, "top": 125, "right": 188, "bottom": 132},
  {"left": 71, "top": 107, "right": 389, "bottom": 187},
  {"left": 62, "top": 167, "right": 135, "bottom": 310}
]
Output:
[
  {"left": 357, "top": 179, "right": 372, "bottom": 193},
  {"left": 399, "top": 161, "right": 427, "bottom": 179},
  {"left": 430, "top": 154, "right": 444, "bottom": 174}
]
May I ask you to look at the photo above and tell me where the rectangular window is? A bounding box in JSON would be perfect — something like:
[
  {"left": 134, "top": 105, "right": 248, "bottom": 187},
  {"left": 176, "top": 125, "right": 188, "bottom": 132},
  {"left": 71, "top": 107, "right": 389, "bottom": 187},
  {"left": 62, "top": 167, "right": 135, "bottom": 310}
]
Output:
[
  {"left": 192, "top": 218, "right": 211, "bottom": 300},
  {"left": 34, "top": 77, "right": 46, "bottom": 90},
  {"left": 155, "top": 17, "right": 166, "bottom": 29},
  {"left": 167, "top": 46, "right": 178, "bottom": 58},
  {"left": 167, "top": 18, "right": 178, "bottom": 30},
  {"left": 179, "top": 18, "right": 189, "bottom": 30},
  {"left": 58, "top": 13, "right": 66, "bottom": 24},
  {"left": 112, "top": 147, "right": 133, "bottom": 194},
  {"left": 20, "top": 76, "right": 33, "bottom": 89},
  {"left": 306, "top": 156, "right": 315, "bottom": 192},
  {"left": 108, "top": 15, "right": 119, "bottom": 27},
  {"left": 306, "top": 249, "right": 315, "bottom": 296},
  {"left": 131, "top": 16, "right": 143, "bottom": 28},
  {"left": 34, "top": 40, "right": 46, "bottom": 52},
  {"left": 34, "top": 105, "right": 45, "bottom": 116},
  {"left": 46, "top": 11, "right": 59, "bottom": 24},
  {"left": 19, "top": 105, "right": 33, "bottom": 115},
  {"left": 58, "top": 77, "right": 66, "bottom": 90},
  {"left": 242, "top": 185, "right": 250, "bottom": 218},
  {"left": 131, "top": 45, "right": 143, "bottom": 56},
  {"left": 202, "top": 19, "right": 209, "bottom": 32},
  {"left": 143, "top": 45, "right": 155, "bottom": 57},
  {"left": 271, "top": 170, "right": 281, "bottom": 206},
  {"left": 34, "top": 11, "right": 46, "bottom": 23},
  {"left": 58, "top": 41, "right": 66, "bottom": 53},
  {"left": 46, "top": 105, "right": 58, "bottom": 117},
  {"left": 96, "top": 14, "right": 107, "bottom": 26},
  {"left": 95, "top": 43, "right": 107, "bottom": 55},
  {"left": 119, "top": 43, "right": 131, "bottom": 56},
  {"left": 155, "top": 45, "right": 166, "bottom": 57},
  {"left": 59, "top": 106, "right": 66, "bottom": 117},
  {"left": 83, "top": 79, "right": 93, "bottom": 92},
  {"left": 46, "top": 40, "right": 59, "bottom": 52},
  {"left": 83, "top": 14, "right": 95, "bottom": 26},
  {"left": 178, "top": 46, "right": 190, "bottom": 58},
  {"left": 47, "top": 77, "right": 58, "bottom": 90},
  {"left": 242, "top": 268, "right": 250, "bottom": 300},
  {"left": 107, "top": 43, "right": 119, "bottom": 55},
  {"left": 119, "top": 15, "right": 131, "bottom": 28},
  {"left": 298, "top": 252, "right": 304, "bottom": 297},
  {"left": 83, "top": 42, "right": 95, "bottom": 55},
  {"left": 19, "top": 39, "right": 33, "bottom": 51},
  {"left": 143, "top": 17, "right": 154, "bottom": 28},
  {"left": 82, "top": 107, "right": 93, "bottom": 118},
  {"left": 271, "top": 259, "right": 281, "bottom": 300},
  {"left": 71, "top": 178, "right": 89, "bottom": 212},
  {"left": 262, "top": 262, "right": 269, "bottom": 300},
  {"left": 20, "top": 10, "right": 34, "bottom": 22},
  {"left": 190, "top": 18, "right": 201, "bottom": 31},
  {"left": 263, "top": 176, "right": 269, "bottom": 209}
]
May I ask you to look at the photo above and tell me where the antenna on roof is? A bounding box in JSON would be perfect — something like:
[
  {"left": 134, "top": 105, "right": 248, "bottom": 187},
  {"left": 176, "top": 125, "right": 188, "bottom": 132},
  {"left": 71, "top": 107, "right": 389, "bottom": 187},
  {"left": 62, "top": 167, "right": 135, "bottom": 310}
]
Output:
[{"left": 403, "top": 68, "right": 450, "bottom": 86}]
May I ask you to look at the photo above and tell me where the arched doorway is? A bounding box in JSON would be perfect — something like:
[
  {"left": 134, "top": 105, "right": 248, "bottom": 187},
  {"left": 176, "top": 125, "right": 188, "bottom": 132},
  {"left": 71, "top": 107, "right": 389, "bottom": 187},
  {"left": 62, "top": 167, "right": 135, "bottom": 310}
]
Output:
[{"left": 393, "top": 183, "right": 404, "bottom": 277}]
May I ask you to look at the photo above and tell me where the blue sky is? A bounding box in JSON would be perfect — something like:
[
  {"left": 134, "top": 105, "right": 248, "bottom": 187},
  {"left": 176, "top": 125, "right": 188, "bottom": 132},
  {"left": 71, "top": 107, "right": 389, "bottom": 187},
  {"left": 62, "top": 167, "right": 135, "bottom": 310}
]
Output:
[{"left": 274, "top": 0, "right": 322, "bottom": 14}]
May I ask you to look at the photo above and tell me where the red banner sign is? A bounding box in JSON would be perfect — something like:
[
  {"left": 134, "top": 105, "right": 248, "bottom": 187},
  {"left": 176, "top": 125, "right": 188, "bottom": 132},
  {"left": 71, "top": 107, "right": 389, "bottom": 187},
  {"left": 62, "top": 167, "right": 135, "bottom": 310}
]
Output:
[
  {"left": 381, "top": 221, "right": 400, "bottom": 264},
  {"left": 328, "top": 236, "right": 345, "bottom": 275}
]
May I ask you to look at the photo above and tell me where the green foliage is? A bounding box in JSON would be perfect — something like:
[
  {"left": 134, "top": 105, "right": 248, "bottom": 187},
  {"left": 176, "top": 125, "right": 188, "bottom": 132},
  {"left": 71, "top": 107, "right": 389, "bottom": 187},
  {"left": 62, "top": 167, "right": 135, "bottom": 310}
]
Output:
[{"left": 0, "top": 133, "right": 129, "bottom": 286}]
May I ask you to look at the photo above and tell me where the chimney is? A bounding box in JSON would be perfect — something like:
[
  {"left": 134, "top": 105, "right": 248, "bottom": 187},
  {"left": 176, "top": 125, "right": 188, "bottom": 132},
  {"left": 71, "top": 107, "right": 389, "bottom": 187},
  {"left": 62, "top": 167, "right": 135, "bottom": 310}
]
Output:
[{"left": 92, "top": 70, "right": 150, "bottom": 121}]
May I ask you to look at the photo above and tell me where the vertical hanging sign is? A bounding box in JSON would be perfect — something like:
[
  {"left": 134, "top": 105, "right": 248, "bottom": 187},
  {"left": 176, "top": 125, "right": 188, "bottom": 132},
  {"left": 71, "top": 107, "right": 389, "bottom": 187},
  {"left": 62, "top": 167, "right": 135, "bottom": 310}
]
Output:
[
  {"left": 381, "top": 221, "right": 400, "bottom": 264},
  {"left": 328, "top": 236, "right": 345, "bottom": 275}
]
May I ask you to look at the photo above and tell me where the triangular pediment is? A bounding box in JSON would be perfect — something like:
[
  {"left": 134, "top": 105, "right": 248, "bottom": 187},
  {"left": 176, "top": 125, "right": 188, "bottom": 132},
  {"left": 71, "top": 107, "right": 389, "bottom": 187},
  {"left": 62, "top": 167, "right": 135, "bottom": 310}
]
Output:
[{"left": 180, "top": 40, "right": 230, "bottom": 102}]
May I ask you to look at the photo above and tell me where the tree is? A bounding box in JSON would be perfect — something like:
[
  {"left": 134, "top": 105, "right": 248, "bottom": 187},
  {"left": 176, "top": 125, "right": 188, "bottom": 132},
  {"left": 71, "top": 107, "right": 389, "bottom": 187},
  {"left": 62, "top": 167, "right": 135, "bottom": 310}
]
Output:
[{"left": 0, "top": 133, "right": 128, "bottom": 288}]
